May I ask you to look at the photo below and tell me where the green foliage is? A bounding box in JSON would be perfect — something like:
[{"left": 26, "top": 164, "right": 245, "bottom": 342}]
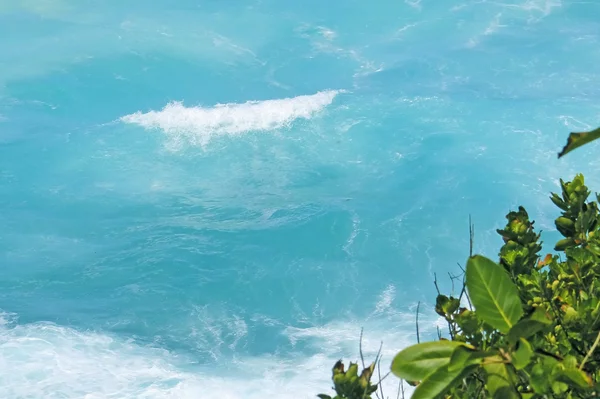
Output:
[
  {"left": 558, "top": 126, "right": 600, "bottom": 158},
  {"left": 317, "top": 360, "right": 379, "bottom": 399},
  {"left": 391, "top": 340, "right": 467, "bottom": 382},
  {"left": 390, "top": 173, "right": 600, "bottom": 398},
  {"left": 318, "top": 128, "right": 600, "bottom": 398},
  {"left": 466, "top": 255, "right": 523, "bottom": 334}
]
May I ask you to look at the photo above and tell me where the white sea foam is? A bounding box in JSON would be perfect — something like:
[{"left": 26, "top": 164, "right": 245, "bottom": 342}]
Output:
[
  {"left": 0, "top": 301, "right": 444, "bottom": 399},
  {"left": 120, "top": 90, "right": 342, "bottom": 147}
]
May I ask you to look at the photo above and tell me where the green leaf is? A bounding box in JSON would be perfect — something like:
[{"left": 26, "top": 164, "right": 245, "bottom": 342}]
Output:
[
  {"left": 466, "top": 255, "right": 523, "bottom": 334},
  {"left": 435, "top": 295, "right": 450, "bottom": 317},
  {"left": 552, "top": 356, "right": 593, "bottom": 389},
  {"left": 346, "top": 363, "right": 359, "bottom": 378},
  {"left": 455, "top": 309, "right": 480, "bottom": 336},
  {"left": 555, "top": 368, "right": 592, "bottom": 388},
  {"left": 555, "top": 238, "right": 577, "bottom": 251},
  {"left": 550, "top": 193, "right": 568, "bottom": 211},
  {"left": 512, "top": 338, "right": 533, "bottom": 370},
  {"left": 484, "top": 360, "right": 519, "bottom": 399},
  {"left": 435, "top": 295, "right": 461, "bottom": 317},
  {"left": 551, "top": 380, "right": 569, "bottom": 395},
  {"left": 412, "top": 364, "right": 477, "bottom": 399},
  {"left": 391, "top": 341, "right": 466, "bottom": 381},
  {"left": 507, "top": 306, "right": 552, "bottom": 343},
  {"left": 558, "top": 126, "right": 600, "bottom": 158},
  {"left": 530, "top": 361, "right": 550, "bottom": 393},
  {"left": 448, "top": 345, "right": 491, "bottom": 372},
  {"left": 317, "top": 395, "right": 332, "bottom": 399}
]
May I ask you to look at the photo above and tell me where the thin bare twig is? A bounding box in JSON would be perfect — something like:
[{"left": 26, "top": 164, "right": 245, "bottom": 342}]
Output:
[
  {"left": 374, "top": 341, "right": 384, "bottom": 367},
  {"left": 456, "top": 264, "right": 472, "bottom": 310},
  {"left": 448, "top": 271, "right": 462, "bottom": 296},
  {"left": 376, "top": 354, "right": 388, "bottom": 399},
  {"left": 359, "top": 327, "right": 366, "bottom": 369},
  {"left": 416, "top": 301, "right": 421, "bottom": 344},
  {"left": 398, "top": 379, "right": 405, "bottom": 399},
  {"left": 373, "top": 342, "right": 383, "bottom": 399},
  {"left": 371, "top": 341, "right": 391, "bottom": 399},
  {"left": 433, "top": 273, "right": 441, "bottom": 295},
  {"left": 375, "top": 358, "right": 383, "bottom": 399},
  {"left": 469, "top": 214, "right": 474, "bottom": 257},
  {"left": 459, "top": 283, "right": 473, "bottom": 310}
]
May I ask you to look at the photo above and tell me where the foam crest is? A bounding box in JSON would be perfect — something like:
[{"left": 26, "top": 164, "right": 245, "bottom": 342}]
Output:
[{"left": 120, "top": 90, "right": 342, "bottom": 147}]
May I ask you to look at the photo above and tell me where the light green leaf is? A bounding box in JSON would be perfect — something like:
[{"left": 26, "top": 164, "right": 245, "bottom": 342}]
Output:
[
  {"left": 412, "top": 364, "right": 477, "bottom": 399},
  {"left": 530, "top": 362, "right": 550, "bottom": 393},
  {"left": 391, "top": 341, "right": 466, "bottom": 381},
  {"left": 551, "top": 380, "right": 569, "bottom": 395},
  {"left": 512, "top": 338, "right": 533, "bottom": 370},
  {"left": 555, "top": 368, "right": 593, "bottom": 388},
  {"left": 466, "top": 255, "right": 523, "bottom": 334},
  {"left": 558, "top": 126, "right": 600, "bottom": 158},
  {"left": 484, "top": 360, "right": 519, "bottom": 399}
]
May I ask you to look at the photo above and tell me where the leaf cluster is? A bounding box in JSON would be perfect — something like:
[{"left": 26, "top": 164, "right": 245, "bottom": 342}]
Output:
[
  {"left": 391, "top": 173, "right": 600, "bottom": 398},
  {"left": 317, "top": 127, "right": 600, "bottom": 399},
  {"left": 318, "top": 361, "right": 379, "bottom": 399}
]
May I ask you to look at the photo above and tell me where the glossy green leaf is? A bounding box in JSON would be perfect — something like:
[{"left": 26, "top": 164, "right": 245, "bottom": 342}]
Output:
[
  {"left": 507, "top": 307, "right": 552, "bottom": 343},
  {"left": 411, "top": 364, "right": 477, "bottom": 399},
  {"left": 558, "top": 126, "right": 600, "bottom": 158},
  {"left": 512, "top": 338, "right": 533, "bottom": 370},
  {"left": 391, "top": 341, "right": 466, "bottom": 381},
  {"left": 555, "top": 368, "right": 593, "bottom": 388},
  {"left": 466, "top": 255, "right": 523, "bottom": 334},
  {"left": 484, "top": 360, "right": 519, "bottom": 399}
]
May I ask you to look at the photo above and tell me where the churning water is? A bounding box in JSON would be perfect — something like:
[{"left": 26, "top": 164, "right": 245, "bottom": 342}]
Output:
[{"left": 1, "top": 1, "right": 599, "bottom": 397}]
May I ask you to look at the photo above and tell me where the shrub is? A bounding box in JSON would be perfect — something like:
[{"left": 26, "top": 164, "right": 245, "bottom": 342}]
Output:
[{"left": 318, "top": 128, "right": 600, "bottom": 398}]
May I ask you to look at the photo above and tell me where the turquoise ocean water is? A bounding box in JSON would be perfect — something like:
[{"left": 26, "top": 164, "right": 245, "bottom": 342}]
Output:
[{"left": 1, "top": 1, "right": 600, "bottom": 397}]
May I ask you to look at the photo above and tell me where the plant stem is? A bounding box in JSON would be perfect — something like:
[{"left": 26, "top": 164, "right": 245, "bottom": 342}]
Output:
[{"left": 580, "top": 329, "right": 600, "bottom": 370}]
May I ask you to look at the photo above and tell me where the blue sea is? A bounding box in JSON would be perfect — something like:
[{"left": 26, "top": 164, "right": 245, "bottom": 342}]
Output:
[{"left": 1, "top": 1, "right": 599, "bottom": 397}]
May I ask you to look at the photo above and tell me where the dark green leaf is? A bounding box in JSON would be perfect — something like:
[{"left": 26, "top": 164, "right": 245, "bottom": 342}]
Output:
[
  {"left": 507, "top": 307, "right": 552, "bottom": 343},
  {"left": 550, "top": 193, "right": 568, "bottom": 211},
  {"left": 317, "top": 395, "right": 332, "bottom": 399},
  {"left": 455, "top": 309, "right": 480, "bottom": 336},
  {"left": 447, "top": 297, "right": 460, "bottom": 314},
  {"left": 391, "top": 341, "right": 466, "bottom": 381},
  {"left": 555, "top": 237, "right": 577, "bottom": 251},
  {"left": 435, "top": 295, "right": 461, "bottom": 317},
  {"left": 435, "top": 295, "right": 450, "bottom": 317},
  {"left": 558, "top": 126, "right": 600, "bottom": 158},
  {"left": 466, "top": 255, "right": 523, "bottom": 334},
  {"left": 448, "top": 345, "right": 491, "bottom": 372},
  {"left": 412, "top": 364, "right": 477, "bottom": 399}
]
